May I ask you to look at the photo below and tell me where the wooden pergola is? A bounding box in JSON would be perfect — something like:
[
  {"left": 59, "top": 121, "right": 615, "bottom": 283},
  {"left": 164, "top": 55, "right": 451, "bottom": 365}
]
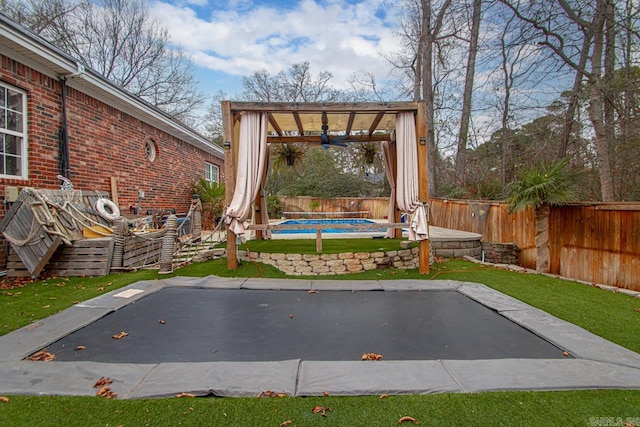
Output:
[{"left": 222, "top": 101, "right": 430, "bottom": 274}]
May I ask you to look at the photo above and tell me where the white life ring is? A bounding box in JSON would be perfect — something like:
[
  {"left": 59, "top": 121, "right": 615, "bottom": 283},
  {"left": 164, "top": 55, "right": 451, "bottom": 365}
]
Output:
[{"left": 95, "top": 198, "right": 121, "bottom": 222}]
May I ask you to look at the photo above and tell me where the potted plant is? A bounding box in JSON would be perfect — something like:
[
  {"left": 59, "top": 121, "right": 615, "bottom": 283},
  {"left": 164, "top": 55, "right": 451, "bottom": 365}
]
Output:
[
  {"left": 272, "top": 143, "right": 306, "bottom": 170},
  {"left": 190, "top": 177, "right": 225, "bottom": 229},
  {"left": 358, "top": 142, "right": 379, "bottom": 165}
]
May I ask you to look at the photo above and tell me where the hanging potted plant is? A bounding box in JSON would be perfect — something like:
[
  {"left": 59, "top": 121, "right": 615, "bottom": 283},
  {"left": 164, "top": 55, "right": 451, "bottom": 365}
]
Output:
[
  {"left": 358, "top": 142, "right": 379, "bottom": 166},
  {"left": 272, "top": 143, "right": 306, "bottom": 170}
]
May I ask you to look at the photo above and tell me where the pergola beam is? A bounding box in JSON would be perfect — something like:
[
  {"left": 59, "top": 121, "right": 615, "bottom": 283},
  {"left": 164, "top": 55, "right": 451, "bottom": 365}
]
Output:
[
  {"left": 228, "top": 101, "right": 420, "bottom": 113},
  {"left": 266, "top": 134, "right": 391, "bottom": 144},
  {"left": 268, "top": 113, "right": 283, "bottom": 136},
  {"left": 292, "top": 112, "right": 304, "bottom": 136},
  {"left": 367, "top": 111, "right": 386, "bottom": 136},
  {"left": 345, "top": 112, "right": 356, "bottom": 136}
]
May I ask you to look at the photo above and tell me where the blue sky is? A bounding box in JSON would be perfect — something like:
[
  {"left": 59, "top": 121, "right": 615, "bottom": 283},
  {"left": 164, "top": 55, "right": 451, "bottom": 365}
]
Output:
[{"left": 149, "top": 0, "right": 402, "bottom": 98}]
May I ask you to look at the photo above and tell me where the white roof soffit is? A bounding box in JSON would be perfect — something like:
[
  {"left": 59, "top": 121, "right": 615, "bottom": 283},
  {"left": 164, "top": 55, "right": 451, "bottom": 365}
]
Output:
[{"left": 0, "top": 14, "right": 222, "bottom": 158}]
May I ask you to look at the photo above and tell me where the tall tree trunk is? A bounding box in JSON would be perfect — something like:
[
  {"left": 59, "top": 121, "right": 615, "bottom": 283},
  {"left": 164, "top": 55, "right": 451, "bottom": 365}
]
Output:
[
  {"left": 558, "top": 34, "right": 591, "bottom": 159},
  {"left": 603, "top": 0, "right": 616, "bottom": 198},
  {"left": 419, "top": 0, "right": 452, "bottom": 197},
  {"left": 619, "top": 0, "right": 633, "bottom": 198},
  {"left": 534, "top": 204, "right": 551, "bottom": 273},
  {"left": 587, "top": 0, "right": 616, "bottom": 202},
  {"left": 455, "top": 0, "right": 482, "bottom": 186},
  {"left": 499, "top": 13, "right": 512, "bottom": 188},
  {"left": 419, "top": 0, "right": 436, "bottom": 197}
]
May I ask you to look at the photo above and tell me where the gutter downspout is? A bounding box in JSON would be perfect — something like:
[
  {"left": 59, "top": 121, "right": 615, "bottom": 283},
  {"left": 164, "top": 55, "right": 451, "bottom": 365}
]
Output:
[{"left": 58, "top": 77, "right": 70, "bottom": 180}]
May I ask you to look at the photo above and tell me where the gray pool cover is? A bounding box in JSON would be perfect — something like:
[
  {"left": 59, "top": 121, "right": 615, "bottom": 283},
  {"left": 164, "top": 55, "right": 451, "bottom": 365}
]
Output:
[{"left": 1, "top": 277, "right": 640, "bottom": 398}]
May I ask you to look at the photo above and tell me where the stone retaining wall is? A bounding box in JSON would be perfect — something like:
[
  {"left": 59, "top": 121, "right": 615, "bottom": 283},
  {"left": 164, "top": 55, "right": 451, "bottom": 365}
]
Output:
[
  {"left": 239, "top": 247, "right": 420, "bottom": 276},
  {"left": 480, "top": 242, "right": 519, "bottom": 265},
  {"left": 431, "top": 239, "right": 482, "bottom": 259}
]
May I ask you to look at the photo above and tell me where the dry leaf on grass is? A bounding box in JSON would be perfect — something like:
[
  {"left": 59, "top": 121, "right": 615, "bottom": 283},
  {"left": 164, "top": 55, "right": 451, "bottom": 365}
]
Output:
[
  {"left": 312, "top": 405, "right": 333, "bottom": 417},
  {"left": 257, "top": 390, "right": 288, "bottom": 398},
  {"left": 398, "top": 415, "right": 419, "bottom": 424},
  {"left": 175, "top": 392, "right": 196, "bottom": 398},
  {"left": 361, "top": 352, "right": 383, "bottom": 361},
  {"left": 27, "top": 350, "right": 55, "bottom": 362},
  {"left": 279, "top": 421, "right": 292, "bottom": 427},
  {"left": 379, "top": 393, "right": 389, "bottom": 399},
  {"left": 112, "top": 331, "right": 128, "bottom": 340},
  {"left": 0, "top": 396, "right": 9, "bottom": 403}
]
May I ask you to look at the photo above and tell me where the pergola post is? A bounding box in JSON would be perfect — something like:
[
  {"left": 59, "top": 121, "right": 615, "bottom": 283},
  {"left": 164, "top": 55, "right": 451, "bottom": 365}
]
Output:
[
  {"left": 222, "top": 101, "right": 238, "bottom": 269},
  {"left": 253, "top": 144, "right": 270, "bottom": 240},
  {"left": 390, "top": 141, "right": 402, "bottom": 239},
  {"left": 416, "top": 102, "right": 430, "bottom": 274}
]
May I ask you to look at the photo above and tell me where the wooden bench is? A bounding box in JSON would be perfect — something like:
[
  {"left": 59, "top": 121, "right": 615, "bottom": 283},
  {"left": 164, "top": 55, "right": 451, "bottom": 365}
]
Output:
[{"left": 247, "top": 222, "right": 406, "bottom": 252}]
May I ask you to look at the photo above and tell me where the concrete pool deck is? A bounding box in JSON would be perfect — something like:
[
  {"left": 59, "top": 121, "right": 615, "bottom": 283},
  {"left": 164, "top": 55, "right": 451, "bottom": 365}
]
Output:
[{"left": 0, "top": 277, "right": 639, "bottom": 399}]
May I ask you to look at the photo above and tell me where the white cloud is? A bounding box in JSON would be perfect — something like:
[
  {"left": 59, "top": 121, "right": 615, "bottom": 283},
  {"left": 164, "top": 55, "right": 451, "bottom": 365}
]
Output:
[{"left": 149, "top": 0, "right": 401, "bottom": 91}]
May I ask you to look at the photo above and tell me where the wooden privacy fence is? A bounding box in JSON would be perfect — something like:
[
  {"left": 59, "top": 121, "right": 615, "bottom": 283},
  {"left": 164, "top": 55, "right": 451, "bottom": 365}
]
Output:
[
  {"left": 278, "top": 196, "right": 390, "bottom": 219},
  {"left": 428, "top": 199, "right": 640, "bottom": 292},
  {"left": 277, "top": 196, "right": 640, "bottom": 291}
]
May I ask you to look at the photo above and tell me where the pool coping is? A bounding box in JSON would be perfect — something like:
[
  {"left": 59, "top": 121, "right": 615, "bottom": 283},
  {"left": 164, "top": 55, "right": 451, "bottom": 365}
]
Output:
[{"left": 0, "top": 277, "right": 639, "bottom": 398}]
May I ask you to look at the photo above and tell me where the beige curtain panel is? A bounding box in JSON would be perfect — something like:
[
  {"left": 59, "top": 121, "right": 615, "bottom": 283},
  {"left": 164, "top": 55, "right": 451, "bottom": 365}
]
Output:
[
  {"left": 395, "top": 112, "right": 429, "bottom": 241},
  {"left": 382, "top": 140, "right": 397, "bottom": 239},
  {"left": 224, "top": 112, "right": 268, "bottom": 236}
]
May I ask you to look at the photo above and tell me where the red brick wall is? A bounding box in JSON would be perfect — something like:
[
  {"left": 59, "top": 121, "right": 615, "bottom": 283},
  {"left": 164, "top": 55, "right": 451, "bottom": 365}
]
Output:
[{"left": 0, "top": 54, "right": 224, "bottom": 268}]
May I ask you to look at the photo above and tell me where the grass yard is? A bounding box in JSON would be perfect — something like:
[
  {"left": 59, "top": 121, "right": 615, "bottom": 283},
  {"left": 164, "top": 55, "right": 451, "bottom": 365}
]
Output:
[{"left": 1, "top": 239, "right": 639, "bottom": 426}]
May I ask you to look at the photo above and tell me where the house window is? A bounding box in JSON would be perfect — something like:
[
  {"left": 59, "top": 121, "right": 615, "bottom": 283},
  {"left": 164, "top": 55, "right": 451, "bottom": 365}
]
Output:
[
  {"left": 205, "top": 162, "right": 219, "bottom": 183},
  {"left": 0, "top": 83, "right": 27, "bottom": 179}
]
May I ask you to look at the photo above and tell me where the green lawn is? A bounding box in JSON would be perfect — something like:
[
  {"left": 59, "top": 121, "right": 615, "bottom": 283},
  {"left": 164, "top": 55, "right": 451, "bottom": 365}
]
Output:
[{"left": 1, "top": 248, "right": 639, "bottom": 426}]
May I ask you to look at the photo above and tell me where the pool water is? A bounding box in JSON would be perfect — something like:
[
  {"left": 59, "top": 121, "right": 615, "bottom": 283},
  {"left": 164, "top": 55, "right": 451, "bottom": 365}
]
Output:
[{"left": 272, "top": 218, "right": 385, "bottom": 234}]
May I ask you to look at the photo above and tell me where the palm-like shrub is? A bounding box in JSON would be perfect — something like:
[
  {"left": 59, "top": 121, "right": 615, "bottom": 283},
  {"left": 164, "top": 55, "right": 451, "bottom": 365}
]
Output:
[
  {"left": 506, "top": 159, "right": 579, "bottom": 272},
  {"left": 190, "top": 177, "right": 225, "bottom": 228}
]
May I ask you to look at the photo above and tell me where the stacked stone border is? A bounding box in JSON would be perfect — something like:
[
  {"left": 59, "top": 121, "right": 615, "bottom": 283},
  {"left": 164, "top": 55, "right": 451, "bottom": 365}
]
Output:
[
  {"left": 239, "top": 247, "right": 420, "bottom": 276},
  {"left": 463, "top": 256, "right": 640, "bottom": 299}
]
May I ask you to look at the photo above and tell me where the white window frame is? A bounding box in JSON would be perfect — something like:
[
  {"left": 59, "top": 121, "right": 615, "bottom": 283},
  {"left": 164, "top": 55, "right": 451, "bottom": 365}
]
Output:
[
  {"left": 145, "top": 139, "right": 157, "bottom": 162},
  {"left": 205, "top": 162, "right": 219, "bottom": 183},
  {"left": 0, "top": 82, "right": 28, "bottom": 179}
]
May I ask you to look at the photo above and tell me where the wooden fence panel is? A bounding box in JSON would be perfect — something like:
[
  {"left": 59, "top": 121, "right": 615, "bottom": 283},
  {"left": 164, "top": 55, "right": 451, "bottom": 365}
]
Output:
[
  {"left": 429, "top": 199, "right": 639, "bottom": 291},
  {"left": 278, "top": 196, "right": 389, "bottom": 219}
]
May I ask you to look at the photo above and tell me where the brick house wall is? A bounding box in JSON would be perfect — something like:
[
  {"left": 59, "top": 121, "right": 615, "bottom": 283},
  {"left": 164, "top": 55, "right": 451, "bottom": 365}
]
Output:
[{"left": 0, "top": 54, "right": 224, "bottom": 269}]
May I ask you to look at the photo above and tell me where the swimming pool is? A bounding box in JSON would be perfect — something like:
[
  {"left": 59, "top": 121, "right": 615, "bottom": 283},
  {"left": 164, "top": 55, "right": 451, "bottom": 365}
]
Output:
[{"left": 272, "top": 218, "right": 385, "bottom": 234}]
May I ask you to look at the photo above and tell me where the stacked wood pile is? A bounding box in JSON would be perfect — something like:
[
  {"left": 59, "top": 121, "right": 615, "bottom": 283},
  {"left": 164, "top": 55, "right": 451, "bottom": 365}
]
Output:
[
  {"left": 7, "top": 238, "right": 113, "bottom": 277},
  {"left": 0, "top": 188, "right": 167, "bottom": 278}
]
